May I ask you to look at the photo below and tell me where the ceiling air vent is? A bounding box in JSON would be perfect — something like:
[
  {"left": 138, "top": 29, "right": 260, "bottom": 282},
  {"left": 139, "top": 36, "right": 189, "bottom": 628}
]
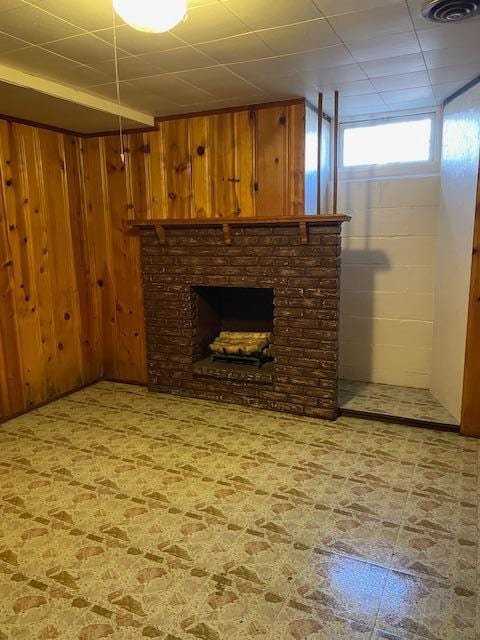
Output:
[{"left": 421, "top": 0, "right": 480, "bottom": 22}]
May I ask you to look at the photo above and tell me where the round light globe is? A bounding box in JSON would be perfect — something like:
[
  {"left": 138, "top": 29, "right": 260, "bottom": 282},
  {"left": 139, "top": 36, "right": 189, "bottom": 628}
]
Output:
[{"left": 113, "top": 0, "right": 187, "bottom": 33}]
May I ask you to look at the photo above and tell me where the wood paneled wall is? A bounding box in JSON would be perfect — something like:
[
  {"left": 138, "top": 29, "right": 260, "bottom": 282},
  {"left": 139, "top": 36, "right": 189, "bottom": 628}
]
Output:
[
  {"left": 0, "top": 101, "right": 306, "bottom": 419},
  {"left": 82, "top": 102, "right": 305, "bottom": 386},
  {"left": 0, "top": 122, "right": 102, "bottom": 419}
]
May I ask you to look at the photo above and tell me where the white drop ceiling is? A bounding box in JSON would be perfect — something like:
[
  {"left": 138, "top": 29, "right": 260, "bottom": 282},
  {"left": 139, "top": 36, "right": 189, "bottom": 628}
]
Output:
[{"left": 0, "top": 0, "right": 479, "bottom": 132}]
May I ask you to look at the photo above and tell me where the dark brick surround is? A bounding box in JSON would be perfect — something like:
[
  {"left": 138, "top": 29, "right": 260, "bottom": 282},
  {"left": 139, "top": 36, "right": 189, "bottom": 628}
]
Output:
[{"left": 138, "top": 219, "right": 345, "bottom": 420}]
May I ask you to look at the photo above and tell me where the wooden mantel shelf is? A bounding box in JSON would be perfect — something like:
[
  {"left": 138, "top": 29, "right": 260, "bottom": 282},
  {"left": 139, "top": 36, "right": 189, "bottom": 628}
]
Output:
[
  {"left": 129, "top": 215, "right": 350, "bottom": 230},
  {"left": 129, "top": 215, "right": 350, "bottom": 245}
]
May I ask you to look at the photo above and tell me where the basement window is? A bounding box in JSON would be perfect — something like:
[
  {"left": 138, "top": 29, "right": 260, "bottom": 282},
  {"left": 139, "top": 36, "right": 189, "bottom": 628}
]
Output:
[{"left": 340, "top": 114, "right": 435, "bottom": 169}]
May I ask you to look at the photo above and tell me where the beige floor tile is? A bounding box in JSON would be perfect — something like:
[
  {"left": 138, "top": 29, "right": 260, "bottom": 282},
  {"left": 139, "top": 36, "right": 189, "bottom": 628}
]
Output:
[
  {"left": 291, "top": 550, "right": 388, "bottom": 626},
  {"left": 377, "top": 569, "right": 476, "bottom": 640},
  {"left": 0, "top": 382, "right": 477, "bottom": 639}
]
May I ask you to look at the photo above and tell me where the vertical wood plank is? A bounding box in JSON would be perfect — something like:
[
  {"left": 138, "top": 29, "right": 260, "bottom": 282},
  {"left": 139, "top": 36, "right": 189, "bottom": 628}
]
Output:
[
  {"left": 333, "top": 90, "right": 339, "bottom": 215},
  {"left": 255, "top": 106, "right": 288, "bottom": 216},
  {"left": 127, "top": 132, "right": 150, "bottom": 219},
  {"left": 209, "top": 113, "right": 238, "bottom": 217},
  {"left": 37, "top": 129, "right": 84, "bottom": 395},
  {"left": 0, "top": 123, "right": 46, "bottom": 410},
  {"left": 190, "top": 116, "right": 211, "bottom": 218},
  {"left": 81, "top": 137, "right": 118, "bottom": 377},
  {"left": 287, "top": 103, "right": 306, "bottom": 215},
  {"left": 103, "top": 135, "right": 146, "bottom": 382},
  {"left": 234, "top": 110, "right": 256, "bottom": 218},
  {"left": 317, "top": 94, "right": 323, "bottom": 215},
  {"left": 0, "top": 121, "right": 25, "bottom": 416},
  {"left": 161, "top": 120, "right": 192, "bottom": 219},
  {"left": 124, "top": 135, "right": 147, "bottom": 381},
  {"left": 148, "top": 129, "right": 169, "bottom": 219},
  {"left": 64, "top": 134, "right": 102, "bottom": 382},
  {"left": 461, "top": 151, "right": 480, "bottom": 437},
  {"left": 9, "top": 124, "right": 47, "bottom": 408},
  {"left": 23, "top": 125, "right": 58, "bottom": 403}
]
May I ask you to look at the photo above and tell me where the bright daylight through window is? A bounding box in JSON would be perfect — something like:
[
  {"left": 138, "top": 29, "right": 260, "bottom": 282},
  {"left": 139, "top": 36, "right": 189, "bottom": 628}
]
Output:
[{"left": 342, "top": 116, "right": 434, "bottom": 168}]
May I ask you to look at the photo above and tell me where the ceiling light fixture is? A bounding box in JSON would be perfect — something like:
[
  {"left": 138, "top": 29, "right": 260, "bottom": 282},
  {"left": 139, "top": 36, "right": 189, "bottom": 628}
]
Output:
[{"left": 113, "top": 0, "right": 187, "bottom": 33}]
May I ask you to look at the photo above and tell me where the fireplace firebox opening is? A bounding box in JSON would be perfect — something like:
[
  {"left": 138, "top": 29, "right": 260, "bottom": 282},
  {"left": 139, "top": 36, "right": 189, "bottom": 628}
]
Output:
[{"left": 191, "top": 286, "right": 275, "bottom": 381}]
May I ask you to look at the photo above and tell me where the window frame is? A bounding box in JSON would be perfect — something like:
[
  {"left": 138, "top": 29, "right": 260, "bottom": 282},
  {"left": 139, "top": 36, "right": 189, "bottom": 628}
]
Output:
[{"left": 338, "top": 108, "right": 441, "bottom": 179}]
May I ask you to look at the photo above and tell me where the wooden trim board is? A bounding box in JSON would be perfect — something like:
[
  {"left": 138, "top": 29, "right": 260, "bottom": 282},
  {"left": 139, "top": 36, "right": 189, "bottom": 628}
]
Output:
[
  {"left": 461, "top": 149, "right": 480, "bottom": 437},
  {"left": 0, "top": 378, "right": 102, "bottom": 425},
  {"left": 341, "top": 408, "right": 459, "bottom": 433},
  {"left": 130, "top": 214, "right": 350, "bottom": 230}
]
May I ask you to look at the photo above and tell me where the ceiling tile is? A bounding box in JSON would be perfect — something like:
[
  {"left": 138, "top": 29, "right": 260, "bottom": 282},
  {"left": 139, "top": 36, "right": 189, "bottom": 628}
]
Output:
[
  {"left": 0, "top": 4, "right": 84, "bottom": 45},
  {"left": 314, "top": 0, "right": 404, "bottom": 18},
  {"left": 361, "top": 52, "right": 426, "bottom": 78},
  {"left": 328, "top": 3, "right": 413, "bottom": 41},
  {"left": 428, "top": 62, "right": 480, "bottom": 85},
  {"left": 196, "top": 32, "right": 273, "bottom": 63},
  {"left": 370, "top": 70, "right": 430, "bottom": 91},
  {"left": 302, "top": 62, "right": 368, "bottom": 85},
  {"left": 94, "top": 24, "right": 183, "bottom": 55},
  {"left": 45, "top": 33, "right": 120, "bottom": 65},
  {"left": 0, "top": 30, "right": 29, "bottom": 52},
  {"left": 31, "top": 0, "right": 119, "bottom": 32},
  {"left": 227, "top": 56, "right": 300, "bottom": 82},
  {"left": 127, "top": 74, "right": 213, "bottom": 105},
  {"left": 0, "top": 44, "right": 73, "bottom": 72},
  {"left": 57, "top": 63, "right": 113, "bottom": 88},
  {"left": 431, "top": 80, "right": 465, "bottom": 101},
  {"left": 348, "top": 31, "right": 420, "bottom": 62},
  {"left": 90, "top": 80, "right": 179, "bottom": 112},
  {"left": 134, "top": 46, "right": 217, "bottom": 74},
  {"left": 1, "top": 0, "right": 476, "bottom": 123},
  {"left": 330, "top": 78, "right": 377, "bottom": 96},
  {"left": 342, "top": 93, "right": 385, "bottom": 107},
  {"left": 217, "top": 95, "right": 266, "bottom": 108},
  {"left": 424, "top": 45, "right": 480, "bottom": 69},
  {"left": 380, "top": 85, "right": 435, "bottom": 105},
  {"left": 96, "top": 54, "right": 160, "bottom": 80},
  {"left": 84, "top": 81, "right": 120, "bottom": 101},
  {"left": 238, "top": 72, "right": 309, "bottom": 97},
  {"left": 0, "top": 1, "right": 26, "bottom": 12},
  {"left": 257, "top": 19, "right": 340, "bottom": 55},
  {"left": 339, "top": 93, "right": 387, "bottom": 115},
  {"left": 170, "top": 2, "right": 248, "bottom": 44},
  {"left": 289, "top": 44, "right": 356, "bottom": 72},
  {"left": 177, "top": 66, "right": 265, "bottom": 98},
  {"left": 225, "top": 0, "right": 323, "bottom": 29},
  {"left": 417, "top": 22, "right": 480, "bottom": 52}
]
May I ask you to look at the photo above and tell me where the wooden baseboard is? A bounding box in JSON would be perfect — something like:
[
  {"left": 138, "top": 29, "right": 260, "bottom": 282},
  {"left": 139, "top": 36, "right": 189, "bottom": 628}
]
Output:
[
  {"left": 102, "top": 377, "right": 148, "bottom": 387},
  {"left": 340, "top": 408, "right": 460, "bottom": 433},
  {"left": 0, "top": 377, "right": 102, "bottom": 425}
]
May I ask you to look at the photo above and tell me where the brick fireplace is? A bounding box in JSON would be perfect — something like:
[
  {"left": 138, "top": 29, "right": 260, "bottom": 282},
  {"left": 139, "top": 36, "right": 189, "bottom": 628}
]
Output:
[{"left": 133, "top": 216, "right": 349, "bottom": 420}]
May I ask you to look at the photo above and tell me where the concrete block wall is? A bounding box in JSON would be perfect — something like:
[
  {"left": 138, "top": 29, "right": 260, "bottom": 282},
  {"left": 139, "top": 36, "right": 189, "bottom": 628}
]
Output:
[{"left": 339, "top": 174, "right": 440, "bottom": 388}]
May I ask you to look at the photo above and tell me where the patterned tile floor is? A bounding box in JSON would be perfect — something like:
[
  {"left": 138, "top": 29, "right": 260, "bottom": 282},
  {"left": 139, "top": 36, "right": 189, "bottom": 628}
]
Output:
[
  {"left": 339, "top": 380, "right": 458, "bottom": 426},
  {"left": 0, "top": 381, "right": 477, "bottom": 640}
]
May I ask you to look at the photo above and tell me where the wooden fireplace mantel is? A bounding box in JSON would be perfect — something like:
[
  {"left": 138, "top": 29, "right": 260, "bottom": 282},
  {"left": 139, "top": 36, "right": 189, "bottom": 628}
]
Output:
[
  {"left": 129, "top": 215, "right": 350, "bottom": 229},
  {"left": 129, "top": 215, "right": 350, "bottom": 245}
]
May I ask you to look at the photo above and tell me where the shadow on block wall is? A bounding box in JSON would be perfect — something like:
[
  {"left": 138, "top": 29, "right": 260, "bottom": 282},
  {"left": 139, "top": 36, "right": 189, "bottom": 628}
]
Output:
[{"left": 339, "top": 248, "right": 391, "bottom": 397}]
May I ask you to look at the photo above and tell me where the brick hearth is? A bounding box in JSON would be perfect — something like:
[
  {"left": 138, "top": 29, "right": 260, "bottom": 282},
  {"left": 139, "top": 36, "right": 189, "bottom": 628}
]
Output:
[{"left": 135, "top": 217, "right": 348, "bottom": 420}]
